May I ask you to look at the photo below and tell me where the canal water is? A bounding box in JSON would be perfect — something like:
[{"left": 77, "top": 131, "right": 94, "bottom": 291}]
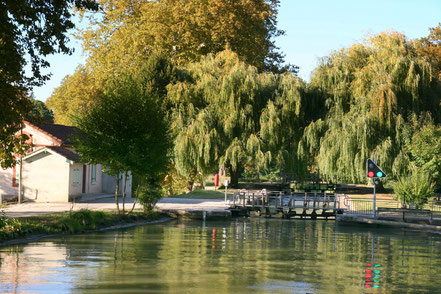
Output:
[{"left": 1, "top": 218, "right": 441, "bottom": 293}]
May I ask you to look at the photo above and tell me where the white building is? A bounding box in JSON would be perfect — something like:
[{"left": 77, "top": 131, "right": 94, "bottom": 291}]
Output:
[{"left": 0, "top": 121, "right": 131, "bottom": 202}]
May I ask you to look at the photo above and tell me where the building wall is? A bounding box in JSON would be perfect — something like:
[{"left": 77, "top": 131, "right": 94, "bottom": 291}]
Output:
[
  {"left": 102, "top": 172, "right": 132, "bottom": 197},
  {"left": 124, "top": 173, "right": 132, "bottom": 197},
  {"left": 0, "top": 167, "right": 17, "bottom": 198},
  {"left": 69, "top": 164, "right": 104, "bottom": 198},
  {"left": 22, "top": 123, "right": 60, "bottom": 149},
  {"left": 22, "top": 152, "right": 70, "bottom": 202},
  {"left": 85, "top": 164, "right": 103, "bottom": 194}
]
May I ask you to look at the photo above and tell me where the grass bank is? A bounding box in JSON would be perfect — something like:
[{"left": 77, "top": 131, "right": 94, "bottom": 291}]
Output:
[
  {"left": 173, "top": 189, "right": 232, "bottom": 199},
  {"left": 0, "top": 209, "right": 161, "bottom": 244}
]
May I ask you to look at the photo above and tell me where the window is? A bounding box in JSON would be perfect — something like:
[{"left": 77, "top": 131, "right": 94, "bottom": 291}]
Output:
[
  {"left": 73, "top": 168, "right": 80, "bottom": 185},
  {"left": 91, "top": 165, "right": 96, "bottom": 184}
]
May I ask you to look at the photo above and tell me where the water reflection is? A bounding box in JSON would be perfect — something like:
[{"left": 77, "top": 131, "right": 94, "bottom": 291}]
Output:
[
  {"left": 0, "top": 242, "right": 70, "bottom": 293},
  {"left": 0, "top": 219, "right": 441, "bottom": 293}
]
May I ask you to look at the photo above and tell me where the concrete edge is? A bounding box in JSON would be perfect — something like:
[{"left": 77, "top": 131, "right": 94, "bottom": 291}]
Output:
[
  {"left": 337, "top": 214, "right": 441, "bottom": 232},
  {"left": 155, "top": 208, "right": 231, "bottom": 220}
]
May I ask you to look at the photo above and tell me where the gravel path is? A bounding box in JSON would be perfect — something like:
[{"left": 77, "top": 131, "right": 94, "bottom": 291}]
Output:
[{"left": 1, "top": 197, "right": 228, "bottom": 218}]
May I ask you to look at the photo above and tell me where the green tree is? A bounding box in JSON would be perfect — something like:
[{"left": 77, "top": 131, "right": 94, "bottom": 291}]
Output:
[
  {"left": 26, "top": 98, "right": 54, "bottom": 124},
  {"left": 300, "top": 31, "right": 441, "bottom": 183},
  {"left": 260, "top": 75, "right": 323, "bottom": 180},
  {"left": 415, "top": 23, "right": 441, "bottom": 79},
  {"left": 168, "top": 50, "right": 307, "bottom": 187},
  {"left": 48, "top": 54, "right": 179, "bottom": 125},
  {"left": 79, "top": 0, "right": 291, "bottom": 83},
  {"left": 393, "top": 171, "right": 435, "bottom": 208},
  {"left": 406, "top": 118, "right": 441, "bottom": 185},
  {"left": 168, "top": 51, "right": 273, "bottom": 187},
  {"left": 74, "top": 66, "right": 170, "bottom": 214},
  {"left": 46, "top": 66, "right": 102, "bottom": 125},
  {"left": 0, "top": 0, "right": 98, "bottom": 168}
]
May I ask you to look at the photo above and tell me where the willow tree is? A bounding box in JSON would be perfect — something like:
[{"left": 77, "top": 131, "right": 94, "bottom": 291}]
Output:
[
  {"left": 259, "top": 74, "right": 323, "bottom": 180},
  {"left": 301, "top": 31, "right": 441, "bottom": 183},
  {"left": 169, "top": 50, "right": 311, "bottom": 187},
  {"left": 168, "top": 51, "right": 277, "bottom": 187}
]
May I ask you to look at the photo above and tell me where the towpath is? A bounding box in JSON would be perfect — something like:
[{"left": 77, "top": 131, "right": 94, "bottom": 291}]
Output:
[{"left": 1, "top": 196, "right": 228, "bottom": 218}]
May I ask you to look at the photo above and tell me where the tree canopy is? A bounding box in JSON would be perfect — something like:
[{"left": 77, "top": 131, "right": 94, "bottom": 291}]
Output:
[
  {"left": 301, "top": 31, "right": 441, "bottom": 183},
  {"left": 78, "top": 0, "right": 290, "bottom": 80},
  {"left": 46, "top": 66, "right": 102, "bottom": 125},
  {"left": 26, "top": 98, "right": 54, "bottom": 124},
  {"left": 415, "top": 23, "right": 441, "bottom": 79},
  {"left": 47, "top": 54, "right": 181, "bottom": 125},
  {"left": 74, "top": 65, "right": 170, "bottom": 212},
  {"left": 168, "top": 50, "right": 307, "bottom": 186},
  {"left": 0, "top": 0, "right": 98, "bottom": 168}
]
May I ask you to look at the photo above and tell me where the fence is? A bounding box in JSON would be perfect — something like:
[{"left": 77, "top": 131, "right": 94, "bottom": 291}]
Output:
[{"left": 343, "top": 196, "right": 441, "bottom": 217}]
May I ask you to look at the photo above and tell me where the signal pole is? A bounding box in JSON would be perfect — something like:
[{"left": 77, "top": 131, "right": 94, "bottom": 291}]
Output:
[
  {"left": 373, "top": 178, "right": 376, "bottom": 218},
  {"left": 373, "top": 156, "right": 377, "bottom": 218},
  {"left": 367, "top": 157, "right": 386, "bottom": 218}
]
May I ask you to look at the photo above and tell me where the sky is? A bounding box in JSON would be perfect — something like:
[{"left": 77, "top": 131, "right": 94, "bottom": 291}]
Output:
[{"left": 32, "top": 0, "right": 441, "bottom": 102}]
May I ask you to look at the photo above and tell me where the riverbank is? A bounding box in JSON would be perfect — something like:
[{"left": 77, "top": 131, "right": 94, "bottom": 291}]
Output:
[
  {"left": 0, "top": 209, "right": 169, "bottom": 246},
  {"left": 0, "top": 196, "right": 230, "bottom": 247},
  {"left": 337, "top": 214, "right": 441, "bottom": 233}
]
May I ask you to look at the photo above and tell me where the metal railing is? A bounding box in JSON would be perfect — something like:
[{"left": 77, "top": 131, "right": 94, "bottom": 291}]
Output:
[
  {"left": 227, "top": 190, "right": 342, "bottom": 210},
  {"left": 344, "top": 197, "right": 401, "bottom": 215},
  {"left": 343, "top": 197, "right": 441, "bottom": 217}
]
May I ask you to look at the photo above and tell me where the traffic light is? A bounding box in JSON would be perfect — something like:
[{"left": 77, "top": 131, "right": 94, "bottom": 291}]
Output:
[
  {"left": 366, "top": 158, "right": 386, "bottom": 178},
  {"left": 364, "top": 263, "right": 382, "bottom": 288}
]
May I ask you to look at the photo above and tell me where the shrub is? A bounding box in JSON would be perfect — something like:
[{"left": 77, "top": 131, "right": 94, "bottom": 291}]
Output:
[
  {"left": 393, "top": 171, "right": 435, "bottom": 209},
  {"left": 0, "top": 215, "right": 24, "bottom": 239},
  {"left": 137, "top": 181, "right": 164, "bottom": 213},
  {"left": 62, "top": 209, "right": 107, "bottom": 233}
]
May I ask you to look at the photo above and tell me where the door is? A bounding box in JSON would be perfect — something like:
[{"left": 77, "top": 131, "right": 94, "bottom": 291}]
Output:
[{"left": 82, "top": 165, "right": 87, "bottom": 193}]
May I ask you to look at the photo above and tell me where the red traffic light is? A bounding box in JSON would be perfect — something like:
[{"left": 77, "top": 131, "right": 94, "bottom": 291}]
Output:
[{"left": 366, "top": 158, "right": 387, "bottom": 178}]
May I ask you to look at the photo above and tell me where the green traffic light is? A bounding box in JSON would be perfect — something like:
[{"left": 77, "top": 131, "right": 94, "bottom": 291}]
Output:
[{"left": 376, "top": 172, "right": 383, "bottom": 177}]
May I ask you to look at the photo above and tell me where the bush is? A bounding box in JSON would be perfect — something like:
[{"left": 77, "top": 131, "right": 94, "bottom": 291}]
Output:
[
  {"left": 62, "top": 209, "right": 107, "bottom": 233},
  {"left": 0, "top": 215, "right": 24, "bottom": 239},
  {"left": 137, "top": 181, "right": 164, "bottom": 213},
  {"left": 393, "top": 171, "right": 435, "bottom": 209}
]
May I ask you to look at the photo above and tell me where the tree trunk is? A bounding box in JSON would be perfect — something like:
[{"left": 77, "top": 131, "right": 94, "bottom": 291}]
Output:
[
  {"left": 129, "top": 180, "right": 141, "bottom": 214},
  {"left": 228, "top": 166, "right": 241, "bottom": 188},
  {"left": 185, "top": 179, "right": 194, "bottom": 194},
  {"left": 115, "top": 176, "right": 120, "bottom": 214},
  {"left": 122, "top": 171, "right": 128, "bottom": 215}
]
